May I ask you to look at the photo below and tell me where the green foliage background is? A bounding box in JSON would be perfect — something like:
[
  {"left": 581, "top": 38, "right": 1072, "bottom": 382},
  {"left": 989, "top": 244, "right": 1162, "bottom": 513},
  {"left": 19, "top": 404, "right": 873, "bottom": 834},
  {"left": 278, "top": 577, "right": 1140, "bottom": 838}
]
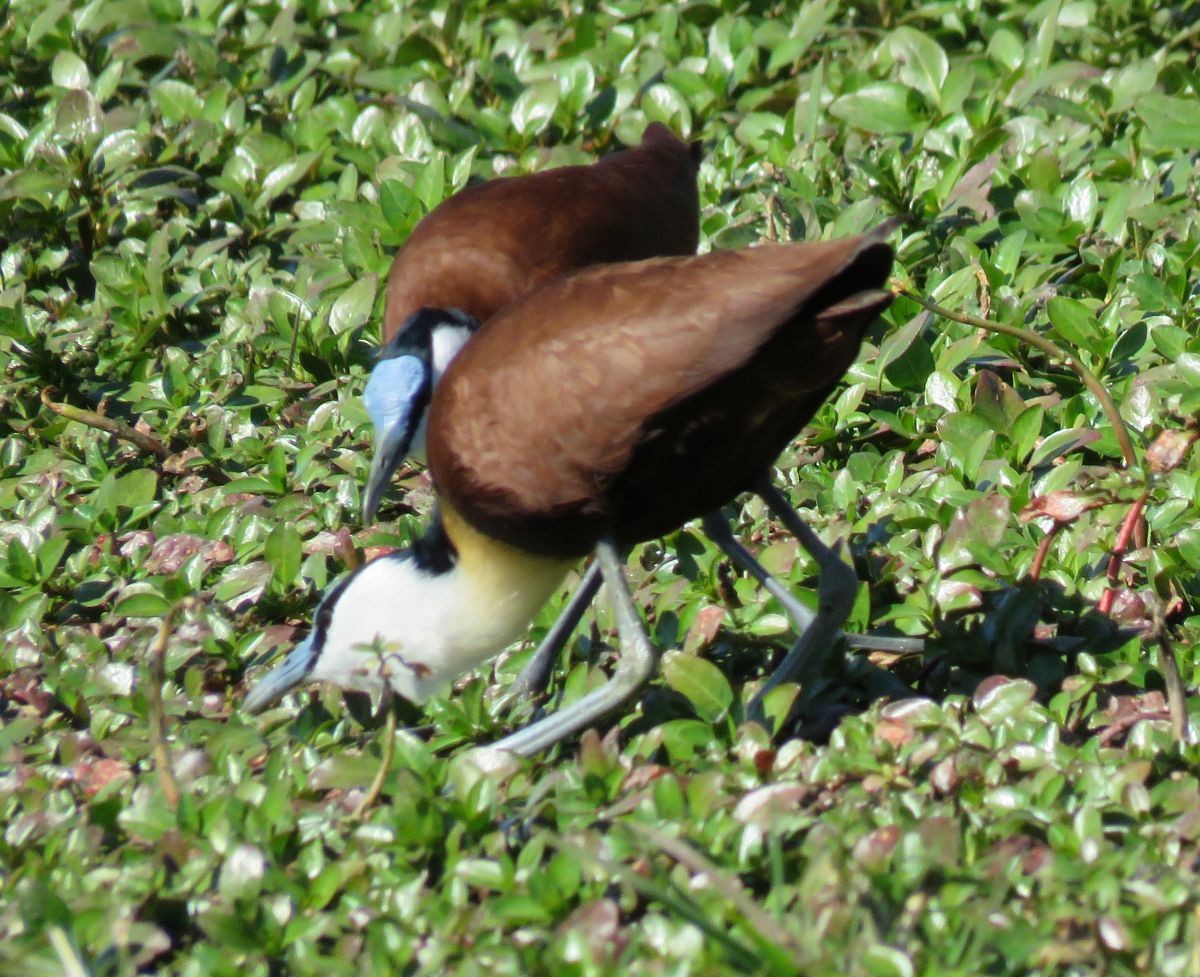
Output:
[{"left": 2, "top": 0, "right": 1199, "bottom": 974}]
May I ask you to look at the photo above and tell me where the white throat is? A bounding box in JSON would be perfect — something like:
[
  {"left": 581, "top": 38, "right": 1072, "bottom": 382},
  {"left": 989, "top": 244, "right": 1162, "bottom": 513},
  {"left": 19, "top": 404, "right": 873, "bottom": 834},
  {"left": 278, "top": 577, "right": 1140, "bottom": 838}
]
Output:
[
  {"left": 310, "top": 509, "right": 574, "bottom": 703},
  {"left": 430, "top": 324, "right": 474, "bottom": 382},
  {"left": 405, "top": 324, "right": 474, "bottom": 463}
]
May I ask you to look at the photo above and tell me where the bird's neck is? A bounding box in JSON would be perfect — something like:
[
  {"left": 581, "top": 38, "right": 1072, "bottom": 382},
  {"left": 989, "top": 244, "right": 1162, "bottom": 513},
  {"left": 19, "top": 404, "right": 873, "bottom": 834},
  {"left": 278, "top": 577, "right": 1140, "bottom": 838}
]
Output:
[{"left": 401, "top": 501, "right": 574, "bottom": 699}]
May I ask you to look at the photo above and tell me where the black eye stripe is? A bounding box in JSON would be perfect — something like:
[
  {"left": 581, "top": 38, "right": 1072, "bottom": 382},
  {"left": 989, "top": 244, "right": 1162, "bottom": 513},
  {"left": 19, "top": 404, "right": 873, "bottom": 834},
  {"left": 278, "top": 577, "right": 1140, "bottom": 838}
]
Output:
[{"left": 377, "top": 307, "right": 479, "bottom": 362}]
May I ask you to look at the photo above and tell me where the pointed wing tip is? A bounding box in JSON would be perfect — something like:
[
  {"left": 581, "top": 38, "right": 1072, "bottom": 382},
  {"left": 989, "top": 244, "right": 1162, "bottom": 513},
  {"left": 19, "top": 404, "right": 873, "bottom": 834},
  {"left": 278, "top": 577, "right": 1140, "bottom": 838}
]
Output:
[{"left": 864, "top": 216, "right": 909, "bottom": 244}]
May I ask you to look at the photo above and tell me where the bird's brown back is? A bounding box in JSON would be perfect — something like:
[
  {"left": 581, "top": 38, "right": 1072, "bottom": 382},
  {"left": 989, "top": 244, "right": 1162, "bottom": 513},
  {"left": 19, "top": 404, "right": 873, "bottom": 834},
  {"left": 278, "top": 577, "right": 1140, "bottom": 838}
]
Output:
[
  {"left": 381, "top": 124, "right": 701, "bottom": 343},
  {"left": 428, "top": 234, "right": 895, "bottom": 557}
]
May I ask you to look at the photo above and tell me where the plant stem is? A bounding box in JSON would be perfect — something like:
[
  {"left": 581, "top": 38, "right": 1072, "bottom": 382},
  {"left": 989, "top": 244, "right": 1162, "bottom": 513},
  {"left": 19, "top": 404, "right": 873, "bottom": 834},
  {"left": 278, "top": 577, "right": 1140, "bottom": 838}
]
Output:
[
  {"left": 42, "top": 388, "right": 170, "bottom": 461},
  {"left": 352, "top": 702, "right": 396, "bottom": 819},
  {"left": 149, "top": 601, "right": 195, "bottom": 808},
  {"left": 893, "top": 287, "right": 1138, "bottom": 469}
]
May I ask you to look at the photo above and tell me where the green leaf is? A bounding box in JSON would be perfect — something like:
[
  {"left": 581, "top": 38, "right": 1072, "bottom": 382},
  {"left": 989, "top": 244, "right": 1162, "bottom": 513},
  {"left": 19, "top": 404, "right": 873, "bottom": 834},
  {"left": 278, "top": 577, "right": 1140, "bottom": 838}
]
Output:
[
  {"left": 265, "top": 524, "right": 302, "bottom": 590},
  {"left": 54, "top": 89, "right": 103, "bottom": 145},
  {"left": 379, "top": 179, "right": 419, "bottom": 230},
  {"left": 885, "top": 27, "right": 949, "bottom": 105},
  {"left": 1046, "top": 296, "right": 1101, "bottom": 355},
  {"left": 1137, "top": 94, "right": 1200, "bottom": 150},
  {"left": 765, "top": 1, "right": 834, "bottom": 75},
  {"left": 661, "top": 651, "right": 733, "bottom": 722},
  {"left": 879, "top": 312, "right": 934, "bottom": 391},
  {"left": 642, "top": 83, "right": 691, "bottom": 133},
  {"left": 37, "top": 535, "right": 70, "bottom": 581},
  {"left": 972, "top": 371, "right": 1025, "bottom": 432},
  {"left": 1063, "top": 176, "right": 1097, "bottom": 228},
  {"left": 328, "top": 274, "right": 378, "bottom": 335},
  {"left": 152, "top": 79, "right": 204, "bottom": 124},
  {"left": 863, "top": 945, "right": 915, "bottom": 977},
  {"left": 511, "top": 81, "right": 559, "bottom": 137},
  {"left": 51, "top": 50, "right": 90, "bottom": 89},
  {"left": 256, "top": 151, "right": 320, "bottom": 207},
  {"left": 1010, "top": 405, "right": 1045, "bottom": 463},
  {"left": 92, "top": 472, "right": 118, "bottom": 516},
  {"left": 974, "top": 677, "right": 1037, "bottom": 726},
  {"left": 117, "top": 469, "right": 158, "bottom": 508},
  {"left": 6, "top": 539, "right": 37, "bottom": 584},
  {"left": 412, "top": 154, "right": 445, "bottom": 211},
  {"left": 114, "top": 592, "right": 173, "bottom": 618},
  {"left": 1029, "top": 427, "right": 1101, "bottom": 466},
  {"left": 829, "top": 83, "right": 922, "bottom": 134},
  {"left": 937, "top": 412, "right": 994, "bottom": 481}
]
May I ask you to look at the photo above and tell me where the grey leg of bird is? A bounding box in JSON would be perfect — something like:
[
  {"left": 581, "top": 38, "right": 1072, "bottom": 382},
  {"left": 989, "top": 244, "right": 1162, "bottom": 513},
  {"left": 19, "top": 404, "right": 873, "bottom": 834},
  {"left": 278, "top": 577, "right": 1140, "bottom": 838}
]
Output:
[
  {"left": 704, "top": 510, "right": 921, "bottom": 655},
  {"left": 745, "top": 478, "right": 861, "bottom": 725},
  {"left": 701, "top": 512, "right": 818, "bottom": 633},
  {"left": 486, "top": 538, "right": 657, "bottom": 757},
  {"left": 511, "top": 559, "right": 604, "bottom": 699}
]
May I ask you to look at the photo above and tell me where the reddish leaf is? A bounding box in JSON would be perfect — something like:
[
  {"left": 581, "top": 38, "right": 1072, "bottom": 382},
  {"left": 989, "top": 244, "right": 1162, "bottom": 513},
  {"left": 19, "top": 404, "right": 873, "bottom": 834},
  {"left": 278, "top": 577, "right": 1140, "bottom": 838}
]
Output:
[
  {"left": 686, "top": 605, "right": 725, "bottom": 649},
  {"left": 1020, "top": 490, "right": 1101, "bottom": 524},
  {"left": 876, "top": 717, "right": 914, "bottom": 747},
  {"left": 1146, "top": 428, "right": 1197, "bottom": 473}
]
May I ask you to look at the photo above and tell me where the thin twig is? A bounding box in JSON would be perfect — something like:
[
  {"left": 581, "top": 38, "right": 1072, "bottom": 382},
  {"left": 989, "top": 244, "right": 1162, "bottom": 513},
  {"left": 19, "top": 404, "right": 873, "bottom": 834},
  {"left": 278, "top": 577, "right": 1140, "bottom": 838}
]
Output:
[
  {"left": 1028, "top": 523, "right": 1061, "bottom": 582},
  {"left": 148, "top": 599, "right": 196, "bottom": 808},
  {"left": 285, "top": 308, "right": 300, "bottom": 378},
  {"left": 1098, "top": 490, "right": 1148, "bottom": 616},
  {"left": 42, "top": 388, "right": 170, "bottom": 461},
  {"left": 893, "top": 287, "right": 1138, "bottom": 469},
  {"left": 1157, "top": 628, "right": 1189, "bottom": 746},
  {"left": 352, "top": 701, "right": 396, "bottom": 819}
]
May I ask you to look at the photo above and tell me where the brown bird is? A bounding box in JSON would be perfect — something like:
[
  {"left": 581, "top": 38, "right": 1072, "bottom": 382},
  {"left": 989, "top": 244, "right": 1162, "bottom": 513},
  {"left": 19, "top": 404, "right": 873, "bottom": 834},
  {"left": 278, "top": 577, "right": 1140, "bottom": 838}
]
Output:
[
  {"left": 246, "top": 228, "right": 903, "bottom": 753},
  {"left": 360, "top": 126, "right": 904, "bottom": 700}
]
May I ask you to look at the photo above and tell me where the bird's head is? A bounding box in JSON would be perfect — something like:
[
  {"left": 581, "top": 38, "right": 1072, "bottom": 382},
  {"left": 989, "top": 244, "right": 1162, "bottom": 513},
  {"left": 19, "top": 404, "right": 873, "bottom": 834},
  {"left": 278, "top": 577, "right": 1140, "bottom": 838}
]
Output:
[{"left": 362, "top": 308, "right": 478, "bottom": 523}]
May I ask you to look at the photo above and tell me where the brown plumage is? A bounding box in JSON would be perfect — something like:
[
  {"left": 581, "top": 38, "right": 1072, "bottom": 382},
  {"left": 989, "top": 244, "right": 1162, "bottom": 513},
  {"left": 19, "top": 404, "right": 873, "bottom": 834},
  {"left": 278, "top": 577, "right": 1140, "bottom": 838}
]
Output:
[
  {"left": 380, "top": 123, "right": 701, "bottom": 343},
  {"left": 427, "top": 232, "right": 895, "bottom": 558}
]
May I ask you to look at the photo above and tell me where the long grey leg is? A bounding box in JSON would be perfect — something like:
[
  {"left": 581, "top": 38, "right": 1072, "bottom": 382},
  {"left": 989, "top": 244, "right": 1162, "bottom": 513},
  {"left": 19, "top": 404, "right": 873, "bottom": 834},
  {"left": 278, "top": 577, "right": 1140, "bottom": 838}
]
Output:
[
  {"left": 701, "top": 512, "right": 818, "bottom": 632},
  {"left": 509, "top": 501, "right": 921, "bottom": 703},
  {"left": 487, "top": 538, "right": 657, "bottom": 756},
  {"left": 704, "top": 508, "right": 922, "bottom": 655},
  {"left": 511, "top": 559, "right": 603, "bottom": 698},
  {"left": 511, "top": 516, "right": 810, "bottom": 702},
  {"left": 747, "top": 477, "right": 870, "bottom": 721}
]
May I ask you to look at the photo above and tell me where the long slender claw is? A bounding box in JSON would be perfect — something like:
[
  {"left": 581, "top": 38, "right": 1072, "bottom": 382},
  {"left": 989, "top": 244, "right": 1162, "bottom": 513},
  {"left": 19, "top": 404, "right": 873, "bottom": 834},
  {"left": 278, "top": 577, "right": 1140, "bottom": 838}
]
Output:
[
  {"left": 486, "top": 539, "right": 657, "bottom": 756},
  {"left": 511, "top": 559, "right": 605, "bottom": 699}
]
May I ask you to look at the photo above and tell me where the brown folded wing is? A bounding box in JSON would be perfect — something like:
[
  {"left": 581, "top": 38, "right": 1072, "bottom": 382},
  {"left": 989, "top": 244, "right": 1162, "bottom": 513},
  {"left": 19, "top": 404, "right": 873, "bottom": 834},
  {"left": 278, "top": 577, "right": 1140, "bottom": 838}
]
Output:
[
  {"left": 381, "top": 123, "right": 701, "bottom": 342},
  {"left": 428, "top": 235, "right": 894, "bottom": 557}
]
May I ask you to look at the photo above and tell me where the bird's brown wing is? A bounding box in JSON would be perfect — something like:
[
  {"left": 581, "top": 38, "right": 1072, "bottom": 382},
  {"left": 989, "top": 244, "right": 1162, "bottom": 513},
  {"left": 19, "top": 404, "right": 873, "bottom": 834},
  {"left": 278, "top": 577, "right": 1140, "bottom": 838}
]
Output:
[
  {"left": 428, "top": 233, "right": 894, "bottom": 556},
  {"left": 381, "top": 123, "right": 700, "bottom": 342}
]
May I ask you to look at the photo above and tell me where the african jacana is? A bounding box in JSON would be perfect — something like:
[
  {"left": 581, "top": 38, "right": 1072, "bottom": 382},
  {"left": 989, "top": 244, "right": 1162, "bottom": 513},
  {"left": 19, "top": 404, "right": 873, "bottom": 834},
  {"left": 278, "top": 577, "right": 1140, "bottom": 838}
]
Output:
[
  {"left": 246, "top": 227, "right": 902, "bottom": 753},
  {"left": 360, "top": 128, "right": 910, "bottom": 698}
]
